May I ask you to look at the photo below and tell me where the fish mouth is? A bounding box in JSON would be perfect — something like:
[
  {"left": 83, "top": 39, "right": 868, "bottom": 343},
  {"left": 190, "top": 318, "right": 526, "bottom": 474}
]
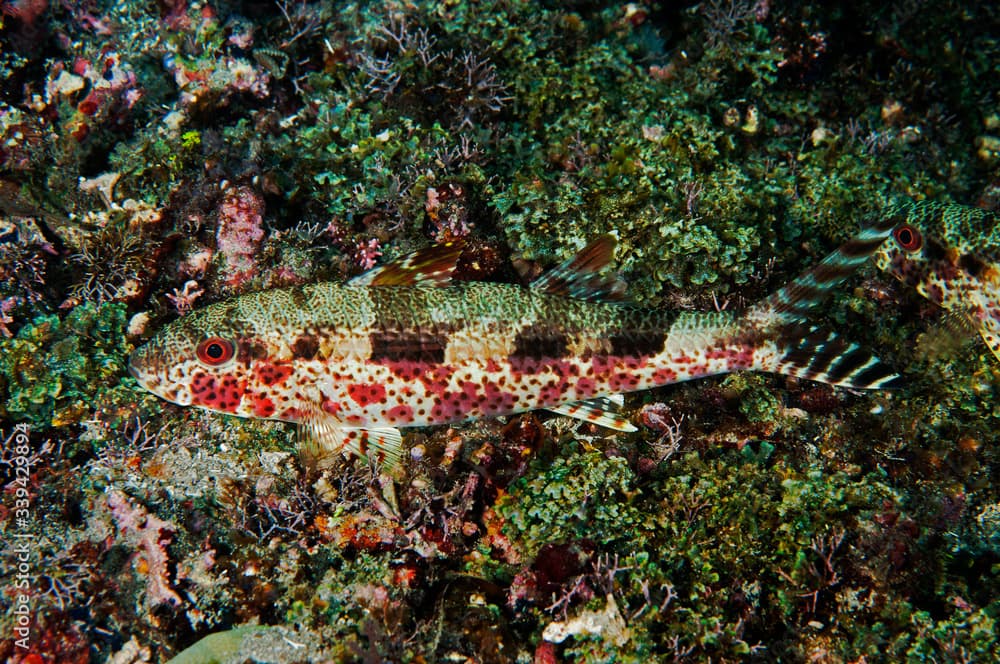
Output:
[
  {"left": 127, "top": 348, "right": 159, "bottom": 389},
  {"left": 127, "top": 347, "right": 145, "bottom": 382}
]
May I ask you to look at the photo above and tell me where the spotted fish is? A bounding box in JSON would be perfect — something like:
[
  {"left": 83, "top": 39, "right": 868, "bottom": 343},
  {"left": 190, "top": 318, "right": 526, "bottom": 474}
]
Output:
[
  {"left": 875, "top": 200, "right": 1000, "bottom": 362},
  {"left": 130, "top": 225, "right": 901, "bottom": 467}
]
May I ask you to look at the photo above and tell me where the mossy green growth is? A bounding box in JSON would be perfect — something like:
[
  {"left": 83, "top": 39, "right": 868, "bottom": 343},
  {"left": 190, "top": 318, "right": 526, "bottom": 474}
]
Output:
[
  {"left": 721, "top": 373, "right": 781, "bottom": 423},
  {"left": 889, "top": 606, "right": 1000, "bottom": 661},
  {"left": 540, "top": 452, "right": 915, "bottom": 660},
  {"left": 497, "top": 447, "right": 647, "bottom": 559},
  {"left": 0, "top": 302, "right": 131, "bottom": 429}
]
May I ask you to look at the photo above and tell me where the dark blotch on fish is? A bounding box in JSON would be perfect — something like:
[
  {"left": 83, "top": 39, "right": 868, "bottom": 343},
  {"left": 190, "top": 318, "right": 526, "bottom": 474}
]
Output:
[
  {"left": 510, "top": 326, "right": 570, "bottom": 360},
  {"left": 370, "top": 327, "right": 448, "bottom": 363}
]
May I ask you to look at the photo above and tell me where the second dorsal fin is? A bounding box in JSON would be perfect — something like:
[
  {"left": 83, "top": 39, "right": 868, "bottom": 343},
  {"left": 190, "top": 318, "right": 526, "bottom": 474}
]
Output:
[
  {"left": 530, "top": 235, "right": 629, "bottom": 303},
  {"left": 349, "top": 242, "right": 464, "bottom": 287}
]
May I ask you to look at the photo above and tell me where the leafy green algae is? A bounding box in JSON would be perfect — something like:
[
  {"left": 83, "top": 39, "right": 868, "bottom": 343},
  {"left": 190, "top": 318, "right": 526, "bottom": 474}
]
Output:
[{"left": 0, "top": 302, "right": 132, "bottom": 429}]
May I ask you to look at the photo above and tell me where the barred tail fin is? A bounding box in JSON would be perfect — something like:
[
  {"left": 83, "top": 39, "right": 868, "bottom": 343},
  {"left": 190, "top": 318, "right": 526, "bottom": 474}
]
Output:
[
  {"left": 759, "top": 325, "right": 904, "bottom": 389},
  {"left": 751, "top": 218, "right": 896, "bottom": 324},
  {"left": 746, "top": 219, "right": 902, "bottom": 389}
]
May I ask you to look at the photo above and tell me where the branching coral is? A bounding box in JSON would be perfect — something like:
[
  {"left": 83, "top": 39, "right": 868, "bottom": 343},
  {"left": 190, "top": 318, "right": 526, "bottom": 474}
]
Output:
[{"left": 69, "top": 223, "right": 148, "bottom": 304}]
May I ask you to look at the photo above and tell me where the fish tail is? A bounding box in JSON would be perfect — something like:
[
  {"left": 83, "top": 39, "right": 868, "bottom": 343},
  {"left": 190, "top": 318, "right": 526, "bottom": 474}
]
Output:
[
  {"left": 745, "top": 219, "right": 903, "bottom": 389},
  {"left": 751, "top": 218, "right": 897, "bottom": 324},
  {"left": 754, "top": 324, "right": 904, "bottom": 388}
]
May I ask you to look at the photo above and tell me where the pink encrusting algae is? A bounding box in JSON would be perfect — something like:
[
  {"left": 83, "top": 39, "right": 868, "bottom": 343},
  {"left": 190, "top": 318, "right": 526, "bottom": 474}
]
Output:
[
  {"left": 130, "top": 224, "right": 901, "bottom": 467},
  {"left": 215, "top": 185, "right": 266, "bottom": 289}
]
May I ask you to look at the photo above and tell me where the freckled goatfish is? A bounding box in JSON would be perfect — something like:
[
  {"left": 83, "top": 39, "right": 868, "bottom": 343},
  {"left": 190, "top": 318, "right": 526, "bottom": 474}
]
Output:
[
  {"left": 129, "top": 225, "right": 901, "bottom": 468},
  {"left": 875, "top": 200, "right": 1000, "bottom": 362}
]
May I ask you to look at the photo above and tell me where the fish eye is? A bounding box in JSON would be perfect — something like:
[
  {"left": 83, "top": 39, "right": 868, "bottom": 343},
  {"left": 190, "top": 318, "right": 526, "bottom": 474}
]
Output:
[
  {"left": 196, "top": 337, "right": 235, "bottom": 366},
  {"left": 893, "top": 224, "right": 922, "bottom": 252}
]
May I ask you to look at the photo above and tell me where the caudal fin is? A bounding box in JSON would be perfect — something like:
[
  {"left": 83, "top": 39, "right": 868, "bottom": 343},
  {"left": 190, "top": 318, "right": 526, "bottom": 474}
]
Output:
[
  {"left": 747, "top": 219, "right": 903, "bottom": 389},
  {"left": 750, "top": 218, "right": 897, "bottom": 324},
  {"left": 761, "top": 325, "right": 904, "bottom": 389}
]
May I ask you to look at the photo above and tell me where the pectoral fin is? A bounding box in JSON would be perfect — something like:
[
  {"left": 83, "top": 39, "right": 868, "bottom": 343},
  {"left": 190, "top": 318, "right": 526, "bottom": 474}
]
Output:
[
  {"left": 299, "top": 403, "right": 404, "bottom": 470},
  {"left": 547, "top": 395, "right": 637, "bottom": 432}
]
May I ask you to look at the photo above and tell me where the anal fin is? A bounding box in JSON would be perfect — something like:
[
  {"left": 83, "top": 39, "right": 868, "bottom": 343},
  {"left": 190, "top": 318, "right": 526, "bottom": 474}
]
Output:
[{"left": 547, "top": 395, "right": 637, "bottom": 432}]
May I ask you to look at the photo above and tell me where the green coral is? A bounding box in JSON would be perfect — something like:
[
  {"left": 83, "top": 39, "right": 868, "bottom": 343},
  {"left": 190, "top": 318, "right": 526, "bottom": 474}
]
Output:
[
  {"left": 497, "top": 446, "right": 647, "bottom": 559},
  {"left": 890, "top": 606, "right": 1000, "bottom": 661},
  {"left": 0, "top": 302, "right": 132, "bottom": 429}
]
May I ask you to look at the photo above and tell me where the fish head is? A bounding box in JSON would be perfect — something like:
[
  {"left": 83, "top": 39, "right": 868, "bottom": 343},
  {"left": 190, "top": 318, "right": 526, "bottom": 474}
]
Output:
[
  {"left": 129, "top": 301, "right": 256, "bottom": 415},
  {"left": 875, "top": 201, "right": 1000, "bottom": 312}
]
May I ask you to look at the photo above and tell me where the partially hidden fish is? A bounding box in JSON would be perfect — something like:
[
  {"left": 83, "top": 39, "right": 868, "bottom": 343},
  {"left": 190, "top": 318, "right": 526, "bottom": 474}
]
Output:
[
  {"left": 875, "top": 200, "right": 1000, "bottom": 362},
  {"left": 130, "top": 224, "right": 901, "bottom": 468}
]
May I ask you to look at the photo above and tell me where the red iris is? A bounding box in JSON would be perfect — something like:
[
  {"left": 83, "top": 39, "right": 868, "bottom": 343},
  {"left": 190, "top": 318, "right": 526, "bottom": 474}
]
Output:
[
  {"left": 893, "top": 224, "right": 922, "bottom": 252},
  {"left": 196, "top": 337, "right": 235, "bottom": 365}
]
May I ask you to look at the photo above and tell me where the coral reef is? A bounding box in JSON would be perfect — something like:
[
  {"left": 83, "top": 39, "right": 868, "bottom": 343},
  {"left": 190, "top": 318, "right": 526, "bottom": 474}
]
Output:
[{"left": 0, "top": 0, "right": 998, "bottom": 662}]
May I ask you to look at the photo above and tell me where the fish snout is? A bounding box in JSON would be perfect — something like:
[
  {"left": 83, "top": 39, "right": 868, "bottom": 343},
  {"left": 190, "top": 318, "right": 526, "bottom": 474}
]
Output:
[{"left": 128, "top": 345, "right": 161, "bottom": 390}]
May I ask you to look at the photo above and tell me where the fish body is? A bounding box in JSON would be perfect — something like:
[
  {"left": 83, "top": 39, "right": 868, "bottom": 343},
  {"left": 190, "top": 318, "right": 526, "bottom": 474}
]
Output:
[
  {"left": 131, "top": 228, "right": 900, "bottom": 465},
  {"left": 875, "top": 200, "right": 1000, "bottom": 361}
]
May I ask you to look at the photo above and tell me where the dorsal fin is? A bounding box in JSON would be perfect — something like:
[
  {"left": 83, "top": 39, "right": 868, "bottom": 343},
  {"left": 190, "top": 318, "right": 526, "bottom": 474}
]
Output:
[
  {"left": 348, "top": 242, "right": 464, "bottom": 287},
  {"left": 530, "top": 235, "right": 629, "bottom": 303}
]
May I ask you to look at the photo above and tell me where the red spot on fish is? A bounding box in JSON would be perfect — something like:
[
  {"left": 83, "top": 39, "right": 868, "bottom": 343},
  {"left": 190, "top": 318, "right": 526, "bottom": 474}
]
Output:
[
  {"left": 608, "top": 372, "right": 640, "bottom": 392},
  {"left": 576, "top": 377, "right": 597, "bottom": 396},
  {"left": 254, "top": 362, "right": 293, "bottom": 386},
  {"left": 623, "top": 357, "right": 644, "bottom": 370},
  {"left": 509, "top": 356, "right": 542, "bottom": 374},
  {"left": 538, "top": 380, "right": 564, "bottom": 404},
  {"left": 383, "top": 360, "right": 427, "bottom": 382},
  {"left": 348, "top": 383, "right": 387, "bottom": 407},
  {"left": 253, "top": 396, "right": 276, "bottom": 418},
  {"left": 386, "top": 404, "right": 414, "bottom": 422},
  {"left": 591, "top": 356, "right": 617, "bottom": 374},
  {"left": 279, "top": 407, "right": 303, "bottom": 420},
  {"left": 481, "top": 381, "right": 516, "bottom": 414},
  {"left": 485, "top": 359, "right": 503, "bottom": 373},
  {"left": 705, "top": 347, "right": 755, "bottom": 369},
  {"left": 190, "top": 371, "right": 245, "bottom": 413},
  {"left": 429, "top": 381, "right": 484, "bottom": 421},
  {"left": 419, "top": 366, "right": 456, "bottom": 394},
  {"left": 652, "top": 368, "right": 677, "bottom": 383},
  {"left": 322, "top": 399, "right": 341, "bottom": 415}
]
